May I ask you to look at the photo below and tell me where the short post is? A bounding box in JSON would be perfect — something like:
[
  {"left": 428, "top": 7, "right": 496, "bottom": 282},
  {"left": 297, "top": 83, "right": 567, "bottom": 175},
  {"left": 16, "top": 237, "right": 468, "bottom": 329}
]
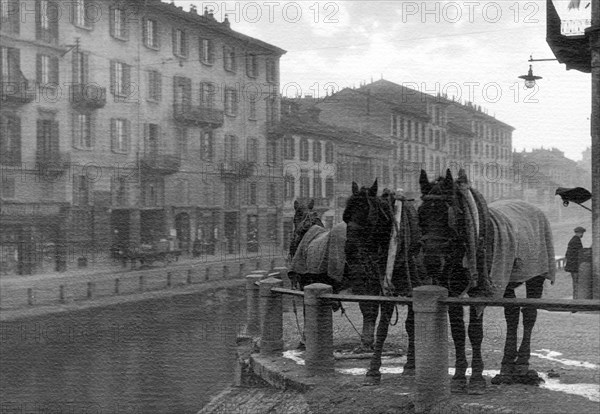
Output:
[
  {"left": 187, "top": 269, "right": 192, "bottom": 284},
  {"left": 59, "top": 285, "right": 65, "bottom": 303},
  {"left": 256, "top": 260, "right": 261, "bottom": 270},
  {"left": 139, "top": 275, "right": 145, "bottom": 292},
  {"left": 259, "top": 277, "right": 284, "bottom": 356},
  {"left": 205, "top": 267, "right": 210, "bottom": 281},
  {"left": 239, "top": 262, "right": 245, "bottom": 277},
  {"left": 167, "top": 272, "right": 172, "bottom": 288},
  {"left": 223, "top": 265, "right": 229, "bottom": 279},
  {"left": 115, "top": 278, "right": 120, "bottom": 294},
  {"left": 413, "top": 286, "right": 449, "bottom": 414},
  {"left": 245, "top": 274, "right": 265, "bottom": 337},
  {"left": 87, "top": 282, "right": 94, "bottom": 299},
  {"left": 27, "top": 288, "right": 34, "bottom": 306},
  {"left": 304, "top": 283, "right": 334, "bottom": 375},
  {"left": 273, "top": 266, "right": 291, "bottom": 312}
]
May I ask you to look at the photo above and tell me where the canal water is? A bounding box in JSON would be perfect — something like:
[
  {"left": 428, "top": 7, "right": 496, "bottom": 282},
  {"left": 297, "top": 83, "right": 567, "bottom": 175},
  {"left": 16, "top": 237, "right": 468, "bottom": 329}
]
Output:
[{"left": 0, "top": 286, "right": 245, "bottom": 413}]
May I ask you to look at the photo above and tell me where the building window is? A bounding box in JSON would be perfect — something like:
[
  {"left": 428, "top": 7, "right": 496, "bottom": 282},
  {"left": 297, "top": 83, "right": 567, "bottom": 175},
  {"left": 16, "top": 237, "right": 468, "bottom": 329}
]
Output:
[
  {"left": 72, "top": 51, "right": 88, "bottom": 84},
  {"left": 110, "top": 61, "right": 131, "bottom": 97},
  {"left": 265, "top": 58, "right": 276, "bottom": 83},
  {"left": 109, "top": 5, "right": 128, "bottom": 39},
  {"left": 72, "top": 113, "right": 92, "bottom": 149},
  {"left": 300, "top": 172, "right": 309, "bottom": 198},
  {"left": 200, "top": 38, "right": 214, "bottom": 64},
  {"left": 142, "top": 178, "right": 164, "bottom": 207},
  {"left": 268, "top": 183, "right": 277, "bottom": 205},
  {"left": 1, "top": 0, "right": 20, "bottom": 34},
  {"left": 143, "top": 18, "right": 159, "bottom": 49},
  {"left": 73, "top": 175, "right": 90, "bottom": 206},
  {"left": 313, "top": 141, "right": 322, "bottom": 163},
  {"left": 176, "top": 126, "right": 187, "bottom": 158},
  {"left": 0, "top": 113, "right": 21, "bottom": 166},
  {"left": 36, "top": 54, "right": 59, "bottom": 86},
  {"left": 172, "top": 28, "right": 188, "bottom": 58},
  {"left": 224, "top": 135, "right": 238, "bottom": 164},
  {"left": 325, "top": 177, "right": 334, "bottom": 198},
  {"left": 267, "top": 213, "right": 277, "bottom": 242},
  {"left": 200, "top": 81, "right": 215, "bottom": 108},
  {"left": 299, "top": 138, "right": 309, "bottom": 161},
  {"left": 247, "top": 215, "right": 258, "bottom": 252},
  {"left": 246, "top": 53, "right": 258, "bottom": 78},
  {"left": 313, "top": 173, "right": 322, "bottom": 198},
  {"left": 247, "top": 138, "right": 258, "bottom": 163},
  {"left": 200, "top": 129, "right": 214, "bottom": 161},
  {"left": 284, "top": 136, "right": 295, "bottom": 160},
  {"left": 36, "top": 118, "right": 59, "bottom": 160},
  {"left": 147, "top": 70, "right": 161, "bottom": 101},
  {"left": 223, "top": 46, "right": 236, "bottom": 72},
  {"left": 284, "top": 175, "right": 295, "bottom": 200},
  {"left": 248, "top": 98, "right": 257, "bottom": 120},
  {"left": 266, "top": 96, "right": 277, "bottom": 126},
  {"left": 224, "top": 88, "right": 238, "bottom": 116},
  {"left": 111, "top": 118, "right": 129, "bottom": 153},
  {"left": 112, "top": 176, "right": 128, "bottom": 207},
  {"left": 72, "top": 0, "right": 92, "bottom": 28},
  {"left": 36, "top": 0, "right": 59, "bottom": 44},
  {"left": 267, "top": 140, "right": 278, "bottom": 164},
  {"left": 248, "top": 182, "right": 257, "bottom": 205},
  {"left": 325, "top": 142, "right": 333, "bottom": 163},
  {"left": 1, "top": 175, "right": 15, "bottom": 199}
]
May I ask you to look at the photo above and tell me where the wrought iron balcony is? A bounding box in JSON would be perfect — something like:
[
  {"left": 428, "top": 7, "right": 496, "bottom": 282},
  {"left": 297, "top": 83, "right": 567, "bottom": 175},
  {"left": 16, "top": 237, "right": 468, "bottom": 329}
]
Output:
[
  {"left": 140, "top": 151, "right": 181, "bottom": 175},
  {"left": 70, "top": 84, "right": 107, "bottom": 109},
  {"left": 1, "top": 76, "right": 36, "bottom": 105},
  {"left": 173, "top": 103, "right": 224, "bottom": 127},
  {"left": 36, "top": 151, "right": 70, "bottom": 173},
  {"left": 219, "top": 160, "right": 255, "bottom": 179}
]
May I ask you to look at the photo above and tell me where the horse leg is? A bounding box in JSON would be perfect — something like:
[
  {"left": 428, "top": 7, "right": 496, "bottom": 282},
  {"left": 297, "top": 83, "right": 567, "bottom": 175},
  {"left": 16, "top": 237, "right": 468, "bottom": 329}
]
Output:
[
  {"left": 358, "top": 301, "right": 378, "bottom": 350},
  {"left": 467, "top": 306, "right": 486, "bottom": 394},
  {"left": 364, "top": 303, "right": 394, "bottom": 385},
  {"left": 514, "top": 275, "right": 545, "bottom": 385},
  {"left": 403, "top": 304, "right": 416, "bottom": 376},
  {"left": 448, "top": 303, "right": 468, "bottom": 393},
  {"left": 492, "top": 283, "right": 520, "bottom": 385}
]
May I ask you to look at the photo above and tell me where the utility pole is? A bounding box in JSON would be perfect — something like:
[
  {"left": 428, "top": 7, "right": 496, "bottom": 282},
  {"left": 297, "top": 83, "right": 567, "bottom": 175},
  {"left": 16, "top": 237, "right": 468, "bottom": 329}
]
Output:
[{"left": 590, "top": 0, "right": 599, "bottom": 299}]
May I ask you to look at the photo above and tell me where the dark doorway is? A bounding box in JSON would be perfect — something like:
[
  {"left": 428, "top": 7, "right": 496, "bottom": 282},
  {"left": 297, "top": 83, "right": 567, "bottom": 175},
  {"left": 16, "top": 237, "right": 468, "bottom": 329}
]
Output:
[
  {"left": 175, "top": 212, "right": 190, "bottom": 251},
  {"left": 224, "top": 212, "right": 238, "bottom": 254},
  {"left": 111, "top": 210, "right": 130, "bottom": 256}
]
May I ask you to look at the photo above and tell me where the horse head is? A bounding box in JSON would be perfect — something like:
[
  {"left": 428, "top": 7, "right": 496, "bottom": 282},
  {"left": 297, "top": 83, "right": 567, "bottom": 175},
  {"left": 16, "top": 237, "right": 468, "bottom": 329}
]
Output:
[{"left": 418, "top": 168, "right": 469, "bottom": 282}]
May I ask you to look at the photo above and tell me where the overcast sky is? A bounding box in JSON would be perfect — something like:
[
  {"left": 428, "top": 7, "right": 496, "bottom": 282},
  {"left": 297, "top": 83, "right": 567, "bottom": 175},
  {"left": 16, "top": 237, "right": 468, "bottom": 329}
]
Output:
[{"left": 175, "top": 0, "right": 592, "bottom": 161}]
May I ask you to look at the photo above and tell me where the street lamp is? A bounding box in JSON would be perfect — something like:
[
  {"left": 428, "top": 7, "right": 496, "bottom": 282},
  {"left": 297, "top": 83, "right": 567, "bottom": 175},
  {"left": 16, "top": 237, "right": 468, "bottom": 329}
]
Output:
[{"left": 518, "top": 64, "right": 543, "bottom": 88}]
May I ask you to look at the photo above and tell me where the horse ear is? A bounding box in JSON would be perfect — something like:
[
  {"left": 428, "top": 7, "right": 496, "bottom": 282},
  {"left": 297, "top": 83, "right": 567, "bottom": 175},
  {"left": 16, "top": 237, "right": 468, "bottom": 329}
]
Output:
[
  {"left": 444, "top": 169, "right": 454, "bottom": 187},
  {"left": 352, "top": 182, "right": 359, "bottom": 195},
  {"left": 369, "top": 179, "right": 378, "bottom": 197},
  {"left": 419, "top": 170, "right": 431, "bottom": 194},
  {"left": 458, "top": 168, "right": 469, "bottom": 185},
  {"left": 308, "top": 199, "right": 315, "bottom": 210},
  {"left": 294, "top": 200, "right": 299, "bottom": 210}
]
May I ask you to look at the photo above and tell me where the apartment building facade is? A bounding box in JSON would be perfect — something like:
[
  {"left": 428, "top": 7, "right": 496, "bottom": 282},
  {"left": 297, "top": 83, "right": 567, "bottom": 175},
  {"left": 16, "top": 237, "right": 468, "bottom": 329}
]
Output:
[
  {"left": 0, "top": 0, "right": 285, "bottom": 275},
  {"left": 315, "top": 80, "right": 515, "bottom": 201},
  {"left": 274, "top": 98, "right": 392, "bottom": 251}
]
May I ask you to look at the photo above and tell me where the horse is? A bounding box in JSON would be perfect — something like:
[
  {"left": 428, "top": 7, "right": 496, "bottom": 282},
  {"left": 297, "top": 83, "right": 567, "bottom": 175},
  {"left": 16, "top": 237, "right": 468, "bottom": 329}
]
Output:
[
  {"left": 343, "top": 180, "right": 425, "bottom": 385},
  {"left": 418, "top": 169, "right": 556, "bottom": 394}
]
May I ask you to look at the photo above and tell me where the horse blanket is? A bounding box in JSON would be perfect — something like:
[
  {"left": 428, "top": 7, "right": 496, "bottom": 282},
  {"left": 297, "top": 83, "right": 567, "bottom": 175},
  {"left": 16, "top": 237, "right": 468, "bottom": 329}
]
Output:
[
  {"left": 289, "top": 222, "right": 347, "bottom": 282},
  {"left": 485, "top": 199, "right": 556, "bottom": 298}
]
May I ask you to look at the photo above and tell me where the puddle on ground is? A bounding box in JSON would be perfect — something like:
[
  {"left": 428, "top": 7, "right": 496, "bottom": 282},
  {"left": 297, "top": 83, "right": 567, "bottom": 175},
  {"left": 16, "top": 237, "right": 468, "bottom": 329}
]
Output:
[{"left": 281, "top": 350, "right": 600, "bottom": 402}]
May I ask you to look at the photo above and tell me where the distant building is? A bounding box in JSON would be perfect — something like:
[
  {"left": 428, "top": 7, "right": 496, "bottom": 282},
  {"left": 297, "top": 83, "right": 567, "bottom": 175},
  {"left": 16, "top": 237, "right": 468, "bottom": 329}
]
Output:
[
  {"left": 273, "top": 98, "right": 392, "bottom": 251},
  {"left": 314, "top": 80, "right": 515, "bottom": 201},
  {"left": 0, "top": 0, "right": 285, "bottom": 275}
]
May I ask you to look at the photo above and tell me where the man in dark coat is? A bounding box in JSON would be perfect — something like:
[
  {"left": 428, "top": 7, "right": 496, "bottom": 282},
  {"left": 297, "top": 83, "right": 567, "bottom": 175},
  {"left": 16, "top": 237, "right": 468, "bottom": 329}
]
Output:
[{"left": 565, "top": 227, "right": 586, "bottom": 298}]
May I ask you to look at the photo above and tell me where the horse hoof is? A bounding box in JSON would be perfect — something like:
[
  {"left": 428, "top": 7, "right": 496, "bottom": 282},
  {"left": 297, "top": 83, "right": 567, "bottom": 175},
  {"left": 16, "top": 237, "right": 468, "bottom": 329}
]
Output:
[
  {"left": 468, "top": 377, "right": 487, "bottom": 395},
  {"left": 517, "top": 370, "right": 545, "bottom": 386},
  {"left": 402, "top": 367, "right": 415, "bottom": 376},
  {"left": 296, "top": 342, "right": 306, "bottom": 351},
  {"left": 491, "top": 374, "right": 513, "bottom": 385},
  {"left": 362, "top": 375, "right": 381, "bottom": 386},
  {"left": 451, "top": 378, "right": 468, "bottom": 394},
  {"left": 352, "top": 344, "right": 374, "bottom": 354},
  {"left": 331, "top": 301, "right": 341, "bottom": 312}
]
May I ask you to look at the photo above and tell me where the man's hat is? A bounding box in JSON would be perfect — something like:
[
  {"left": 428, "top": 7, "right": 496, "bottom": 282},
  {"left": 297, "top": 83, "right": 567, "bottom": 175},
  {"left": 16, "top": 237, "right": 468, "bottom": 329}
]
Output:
[{"left": 574, "top": 227, "right": 586, "bottom": 233}]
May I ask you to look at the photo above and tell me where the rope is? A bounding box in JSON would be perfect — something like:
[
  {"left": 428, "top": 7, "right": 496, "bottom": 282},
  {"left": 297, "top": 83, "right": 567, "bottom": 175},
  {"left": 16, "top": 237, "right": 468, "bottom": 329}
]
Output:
[{"left": 339, "top": 302, "right": 363, "bottom": 341}]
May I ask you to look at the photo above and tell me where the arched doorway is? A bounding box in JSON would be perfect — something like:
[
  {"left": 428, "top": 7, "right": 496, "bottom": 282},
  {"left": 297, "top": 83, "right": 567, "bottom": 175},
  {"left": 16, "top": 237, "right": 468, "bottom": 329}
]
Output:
[{"left": 175, "top": 212, "right": 190, "bottom": 251}]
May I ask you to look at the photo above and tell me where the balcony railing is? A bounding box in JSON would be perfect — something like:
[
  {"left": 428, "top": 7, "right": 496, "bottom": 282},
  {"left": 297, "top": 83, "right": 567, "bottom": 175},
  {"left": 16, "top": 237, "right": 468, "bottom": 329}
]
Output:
[
  {"left": 173, "top": 103, "right": 224, "bottom": 127},
  {"left": 1, "top": 76, "right": 36, "bottom": 105},
  {"left": 140, "top": 151, "right": 180, "bottom": 175},
  {"left": 36, "top": 151, "right": 70, "bottom": 173},
  {"left": 219, "top": 160, "right": 255, "bottom": 179},
  {"left": 70, "top": 84, "right": 107, "bottom": 109}
]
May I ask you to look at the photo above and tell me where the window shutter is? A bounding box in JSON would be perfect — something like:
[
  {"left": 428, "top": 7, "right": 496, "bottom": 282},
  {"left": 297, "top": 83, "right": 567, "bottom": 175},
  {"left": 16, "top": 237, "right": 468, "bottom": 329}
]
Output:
[
  {"left": 246, "top": 53, "right": 251, "bottom": 76},
  {"left": 223, "top": 46, "right": 227, "bottom": 69},
  {"left": 156, "top": 72, "right": 162, "bottom": 101},
  {"left": 110, "top": 118, "right": 116, "bottom": 151},
  {"left": 35, "top": 1, "right": 41, "bottom": 39},
  {"left": 109, "top": 61, "right": 115, "bottom": 94},
  {"left": 72, "top": 113, "right": 78, "bottom": 148},
  {"left": 82, "top": 53, "right": 88, "bottom": 84},
  {"left": 183, "top": 31, "right": 188, "bottom": 57},
  {"left": 143, "top": 122, "right": 149, "bottom": 153},
  {"left": 124, "top": 120, "right": 130, "bottom": 152},
  {"left": 72, "top": 52, "right": 79, "bottom": 84},
  {"left": 231, "top": 48, "right": 236, "bottom": 72},
  {"left": 51, "top": 120, "right": 59, "bottom": 154},
  {"left": 172, "top": 27, "right": 177, "bottom": 55},
  {"left": 142, "top": 17, "right": 147, "bottom": 45},
  {"left": 208, "top": 40, "right": 214, "bottom": 64},
  {"left": 50, "top": 56, "right": 58, "bottom": 84},
  {"left": 36, "top": 54, "right": 42, "bottom": 84},
  {"left": 109, "top": 6, "right": 115, "bottom": 36},
  {"left": 73, "top": 174, "right": 79, "bottom": 206},
  {"left": 124, "top": 63, "right": 130, "bottom": 90},
  {"left": 36, "top": 120, "right": 42, "bottom": 158},
  {"left": 87, "top": 114, "right": 93, "bottom": 148}
]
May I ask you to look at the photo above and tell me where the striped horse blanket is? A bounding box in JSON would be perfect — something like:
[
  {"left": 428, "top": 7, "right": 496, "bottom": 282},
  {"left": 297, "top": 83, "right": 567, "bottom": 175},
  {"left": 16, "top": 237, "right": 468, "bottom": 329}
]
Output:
[{"left": 289, "top": 222, "right": 347, "bottom": 282}]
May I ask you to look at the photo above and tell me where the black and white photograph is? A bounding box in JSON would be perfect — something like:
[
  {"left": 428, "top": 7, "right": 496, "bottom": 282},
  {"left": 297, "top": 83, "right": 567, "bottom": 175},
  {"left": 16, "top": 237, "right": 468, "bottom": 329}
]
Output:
[{"left": 1, "top": 0, "right": 599, "bottom": 413}]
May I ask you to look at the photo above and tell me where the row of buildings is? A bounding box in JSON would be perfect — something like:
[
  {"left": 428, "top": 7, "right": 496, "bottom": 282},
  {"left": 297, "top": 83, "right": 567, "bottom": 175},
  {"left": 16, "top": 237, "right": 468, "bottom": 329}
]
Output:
[{"left": 0, "top": 0, "right": 590, "bottom": 276}]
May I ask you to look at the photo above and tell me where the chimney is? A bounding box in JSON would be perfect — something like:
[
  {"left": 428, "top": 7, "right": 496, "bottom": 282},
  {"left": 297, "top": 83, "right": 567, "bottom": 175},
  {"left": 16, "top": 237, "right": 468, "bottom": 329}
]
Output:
[
  {"left": 190, "top": 4, "right": 197, "bottom": 14},
  {"left": 223, "top": 14, "right": 231, "bottom": 28}
]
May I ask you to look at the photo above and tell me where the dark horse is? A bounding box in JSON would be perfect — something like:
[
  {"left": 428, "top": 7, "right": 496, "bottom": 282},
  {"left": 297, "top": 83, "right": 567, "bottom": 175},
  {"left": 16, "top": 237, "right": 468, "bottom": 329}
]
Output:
[
  {"left": 418, "top": 169, "right": 555, "bottom": 394},
  {"left": 343, "top": 180, "right": 424, "bottom": 384}
]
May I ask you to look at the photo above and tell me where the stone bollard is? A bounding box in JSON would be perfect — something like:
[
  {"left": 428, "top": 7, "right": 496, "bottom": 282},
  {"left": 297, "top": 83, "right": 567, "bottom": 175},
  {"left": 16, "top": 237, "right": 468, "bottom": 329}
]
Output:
[
  {"left": 139, "top": 275, "right": 145, "bottom": 292},
  {"left": 115, "top": 278, "right": 120, "bottom": 294},
  {"left": 167, "top": 272, "right": 172, "bottom": 288},
  {"left": 245, "top": 274, "right": 266, "bottom": 337},
  {"left": 27, "top": 288, "right": 34, "bottom": 306},
  {"left": 413, "top": 286, "right": 449, "bottom": 414},
  {"left": 87, "top": 282, "right": 95, "bottom": 299},
  {"left": 270, "top": 268, "right": 291, "bottom": 312},
  {"left": 304, "top": 283, "right": 334, "bottom": 375},
  {"left": 259, "top": 277, "right": 284, "bottom": 356},
  {"left": 59, "top": 285, "right": 65, "bottom": 304},
  {"left": 187, "top": 269, "right": 192, "bottom": 284},
  {"left": 205, "top": 267, "right": 210, "bottom": 281}
]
